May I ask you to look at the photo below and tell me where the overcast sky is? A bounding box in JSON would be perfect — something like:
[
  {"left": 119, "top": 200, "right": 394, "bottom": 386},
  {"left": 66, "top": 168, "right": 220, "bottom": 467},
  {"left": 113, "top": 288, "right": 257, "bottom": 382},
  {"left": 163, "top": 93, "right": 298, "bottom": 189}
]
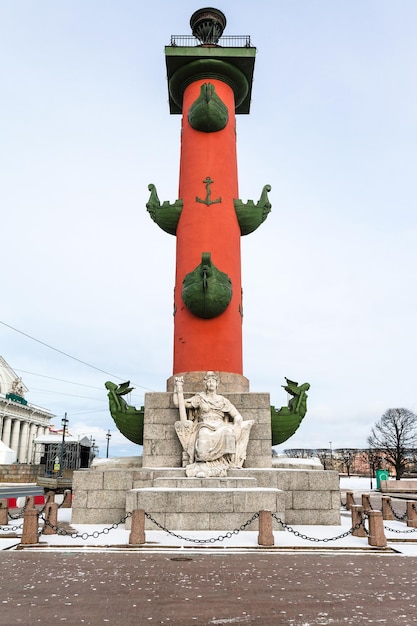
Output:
[{"left": 1, "top": 0, "right": 416, "bottom": 458}]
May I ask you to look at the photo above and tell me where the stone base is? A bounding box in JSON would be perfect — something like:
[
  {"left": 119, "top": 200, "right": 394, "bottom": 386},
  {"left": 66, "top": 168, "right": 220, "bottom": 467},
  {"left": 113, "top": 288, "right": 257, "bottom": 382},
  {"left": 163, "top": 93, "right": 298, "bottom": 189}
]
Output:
[
  {"left": 166, "top": 372, "right": 250, "bottom": 393},
  {"left": 71, "top": 465, "right": 340, "bottom": 528},
  {"left": 72, "top": 387, "right": 340, "bottom": 530}
]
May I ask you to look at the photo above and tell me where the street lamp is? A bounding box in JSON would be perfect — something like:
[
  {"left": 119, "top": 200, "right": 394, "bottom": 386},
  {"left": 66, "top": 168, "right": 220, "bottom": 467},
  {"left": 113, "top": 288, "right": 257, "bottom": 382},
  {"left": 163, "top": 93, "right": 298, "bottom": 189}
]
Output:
[
  {"left": 106, "top": 430, "right": 111, "bottom": 458},
  {"left": 90, "top": 437, "right": 95, "bottom": 464},
  {"left": 59, "top": 413, "right": 69, "bottom": 478}
]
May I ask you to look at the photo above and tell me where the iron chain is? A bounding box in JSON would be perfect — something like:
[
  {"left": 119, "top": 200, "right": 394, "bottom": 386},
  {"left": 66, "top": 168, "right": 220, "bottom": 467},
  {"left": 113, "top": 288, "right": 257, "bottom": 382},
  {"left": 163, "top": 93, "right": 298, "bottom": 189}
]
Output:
[
  {"left": 144, "top": 511, "right": 260, "bottom": 544},
  {"left": 388, "top": 500, "right": 407, "bottom": 521},
  {"left": 0, "top": 523, "right": 23, "bottom": 532},
  {"left": 40, "top": 511, "right": 132, "bottom": 539},
  {"left": 384, "top": 523, "right": 417, "bottom": 534},
  {"left": 271, "top": 512, "right": 367, "bottom": 542}
]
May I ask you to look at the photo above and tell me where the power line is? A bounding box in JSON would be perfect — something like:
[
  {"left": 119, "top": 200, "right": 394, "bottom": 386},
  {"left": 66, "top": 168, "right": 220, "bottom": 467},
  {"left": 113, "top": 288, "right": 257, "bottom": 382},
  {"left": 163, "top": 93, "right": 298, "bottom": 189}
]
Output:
[
  {"left": 15, "top": 369, "right": 104, "bottom": 390},
  {"left": 29, "top": 388, "right": 108, "bottom": 401},
  {"left": 1, "top": 319, "right": 154, "bottom": 391}
]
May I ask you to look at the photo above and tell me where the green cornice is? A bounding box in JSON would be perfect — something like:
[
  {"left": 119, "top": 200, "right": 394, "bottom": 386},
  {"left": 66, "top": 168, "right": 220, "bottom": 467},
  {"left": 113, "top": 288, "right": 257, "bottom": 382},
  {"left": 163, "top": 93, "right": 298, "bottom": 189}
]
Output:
[
  {"left": 169, "top": 59, "right": 248, "bottom": 115},
  {"left": 165, "top": 46, "right": 255, "bottom": 114},
  {"left": 234, "top": 185, "right": 272, "bottom": 235},
  {"left": 146, "top": 184, "right": 183, "bottom": 236}
]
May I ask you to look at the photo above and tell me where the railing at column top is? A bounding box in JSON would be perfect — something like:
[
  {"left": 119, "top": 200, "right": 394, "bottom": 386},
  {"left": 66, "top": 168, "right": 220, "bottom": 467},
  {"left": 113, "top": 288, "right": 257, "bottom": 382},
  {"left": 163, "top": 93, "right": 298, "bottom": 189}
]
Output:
[{"left": 168, "top": 35, "right": 254, "bottom": 48}]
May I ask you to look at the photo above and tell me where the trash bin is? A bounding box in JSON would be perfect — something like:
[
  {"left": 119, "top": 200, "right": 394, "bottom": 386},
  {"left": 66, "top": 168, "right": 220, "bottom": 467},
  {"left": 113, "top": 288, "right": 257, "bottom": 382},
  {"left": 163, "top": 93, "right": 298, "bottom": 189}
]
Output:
[{"left": 376, "top": 469, "right": 389, "bottom": 489}]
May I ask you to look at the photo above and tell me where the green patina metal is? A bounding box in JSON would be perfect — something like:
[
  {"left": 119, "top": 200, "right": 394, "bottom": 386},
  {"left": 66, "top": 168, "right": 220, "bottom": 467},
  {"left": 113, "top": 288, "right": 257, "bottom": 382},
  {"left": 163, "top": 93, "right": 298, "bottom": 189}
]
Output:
[
  {"left": 234, "top": 184, "right": 272, "bottom": 235},
  {"left": 105, "top": 381, "right": 144, "bottom": 445},
  {"left": 188, "top": 82, "right": 229, "bottom": 132},
  {"left": 196, "top": 176, "right": 222, "bottom": 206},
  {"left": 146, "top": 183, "right": 183, "bottom": 235},
  {"left": 167, "top": 55, "right": 253, "bottom": 115},
  {"left": 182, "top": 252, "right": 232, "bottom": 319},
  {"left": 105, "top": 375, "right": 309, "bottom": 447},
  {"left": 5, "top": 392, "right": 28, "bottom": 406},
  {"left": 271, "top": 378, "right": 310, "bottom": 446}
]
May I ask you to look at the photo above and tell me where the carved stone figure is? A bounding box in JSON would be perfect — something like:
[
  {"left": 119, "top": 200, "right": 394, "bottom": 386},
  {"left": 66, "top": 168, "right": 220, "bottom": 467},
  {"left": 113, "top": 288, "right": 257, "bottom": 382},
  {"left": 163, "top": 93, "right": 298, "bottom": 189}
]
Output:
[
  {"left": 173, "top": 372, "right": 254, "bottom": 477},
  {"left": 10, "top": 377, "right": 25, "bottom": 398}
]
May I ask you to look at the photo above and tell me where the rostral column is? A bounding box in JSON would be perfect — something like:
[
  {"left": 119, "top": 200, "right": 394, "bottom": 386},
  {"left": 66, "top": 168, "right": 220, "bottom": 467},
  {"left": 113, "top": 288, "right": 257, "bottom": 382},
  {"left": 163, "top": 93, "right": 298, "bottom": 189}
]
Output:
[{"left": 147, "top": 8, "right": 271, "bottom": 392}]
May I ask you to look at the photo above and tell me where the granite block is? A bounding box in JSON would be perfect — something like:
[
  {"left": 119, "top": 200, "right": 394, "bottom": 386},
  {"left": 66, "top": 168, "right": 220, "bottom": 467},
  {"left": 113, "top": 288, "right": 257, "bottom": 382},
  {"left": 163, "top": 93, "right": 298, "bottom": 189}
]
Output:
[
  {"left": 293, "top": 490, "right": 331, "bottom": 510},
  {"left": 87, "top": 490, "right": 127, "bottom": 510},
  {"left": 103, "top": 471, "right": 134, "bottom": 491},
  {"left": 72, "top": 470, "right": 103, "bottom": 490},
  {"left": 71, "top": 508, "right": 124, "bottom": 525}
]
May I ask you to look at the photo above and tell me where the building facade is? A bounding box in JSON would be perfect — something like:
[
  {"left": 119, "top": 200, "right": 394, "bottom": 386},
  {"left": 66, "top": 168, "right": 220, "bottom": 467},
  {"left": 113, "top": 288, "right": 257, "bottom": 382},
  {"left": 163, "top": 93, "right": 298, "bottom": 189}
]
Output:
[{"left": 0, "top": 356, "right": 54, "bottom": 463}]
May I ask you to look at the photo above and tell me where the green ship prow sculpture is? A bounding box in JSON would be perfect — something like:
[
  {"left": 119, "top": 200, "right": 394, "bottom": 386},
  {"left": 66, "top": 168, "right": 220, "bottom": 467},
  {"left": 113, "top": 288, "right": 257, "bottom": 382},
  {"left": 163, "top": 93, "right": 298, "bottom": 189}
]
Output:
[
  {"left": 271, "top": 378, "right": 310, "bottom": 446},
  {"left": 105, "top": 381, "right": 144, "bottom": 445},
  {"left": 105, "top": 377, "right": 309, "bottom": 449}
]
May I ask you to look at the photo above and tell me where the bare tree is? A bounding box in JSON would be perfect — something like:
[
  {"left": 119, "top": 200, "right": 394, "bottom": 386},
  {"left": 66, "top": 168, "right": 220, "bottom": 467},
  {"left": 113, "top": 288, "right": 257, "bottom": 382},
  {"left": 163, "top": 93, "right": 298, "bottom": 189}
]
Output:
[
  {"left": 410, "top": 448, "right": 417, "bottom": 475},
  {"left": 367, "top": 408, "right": 417, "bottom": 480},
  {"left": 337, "top": 448, "right": 355, "bottom": 477},
  {"left": 283, "top": 449, "right": 314, "bottom": 459},
  {"left": 315, "top": 448, "right": 330, "bottom": 469},
  {"left": 361, "top": 448, "right": 383, "bottom": 488}
]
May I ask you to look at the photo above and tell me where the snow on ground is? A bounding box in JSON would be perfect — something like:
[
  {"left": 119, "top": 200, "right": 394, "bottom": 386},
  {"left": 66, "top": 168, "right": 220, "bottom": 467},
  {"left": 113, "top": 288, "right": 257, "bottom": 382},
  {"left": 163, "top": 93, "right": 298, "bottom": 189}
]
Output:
[{"left": 2, "top": 476, "right": 417, "bottom": 554}]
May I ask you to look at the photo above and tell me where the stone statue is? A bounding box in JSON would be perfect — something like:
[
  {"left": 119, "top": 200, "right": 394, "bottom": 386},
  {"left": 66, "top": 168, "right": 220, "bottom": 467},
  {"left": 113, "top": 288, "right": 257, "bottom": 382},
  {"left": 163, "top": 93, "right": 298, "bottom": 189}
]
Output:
[
  {"left": 10, "top": 377, "right": 25, "bottom": 397},
  {"left": 173, "top": 372, "right": 254, "bottom": 478}
]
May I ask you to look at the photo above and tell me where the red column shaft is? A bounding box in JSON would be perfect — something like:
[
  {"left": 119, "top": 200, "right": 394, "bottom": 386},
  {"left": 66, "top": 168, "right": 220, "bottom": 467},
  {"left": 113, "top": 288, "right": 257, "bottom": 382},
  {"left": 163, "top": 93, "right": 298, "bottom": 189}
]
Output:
[{"left": 173, "top": 79, "right": 243, "bottom": 375}]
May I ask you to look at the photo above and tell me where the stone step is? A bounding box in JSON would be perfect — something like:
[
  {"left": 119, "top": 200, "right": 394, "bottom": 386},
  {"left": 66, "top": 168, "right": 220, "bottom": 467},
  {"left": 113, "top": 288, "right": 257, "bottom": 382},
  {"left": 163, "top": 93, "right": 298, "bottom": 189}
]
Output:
[
  {"left": 126, "top": 487, "right": 285, "bottom": 531},
  {"left": 153, "top": 477, "right": 258, "bottom": 489}
]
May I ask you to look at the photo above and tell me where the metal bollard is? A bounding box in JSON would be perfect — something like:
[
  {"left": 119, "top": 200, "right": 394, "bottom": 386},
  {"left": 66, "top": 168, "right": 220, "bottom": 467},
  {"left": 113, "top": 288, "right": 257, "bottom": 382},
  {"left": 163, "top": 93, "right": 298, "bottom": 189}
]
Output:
[
  {"left": 0, "top": 499, "right": 8, "bottom": 525},
  {"left": 21, "top": 508, "right": 40, "bottom": 545},
  {"left": 406, "top": 501, "right": 417, "bottom": 528},
  {"left": 361, "top": 493, "right": 372, "bottom": 514},
  {"left": 43, "top": 503, "right": 59, "bottom": 535},
  {"left": 367, "top": 510, "right": 387, "bottom": 548},
  {"left": 381, "top": 496, "right": 395, "bottom": 520},
  {"left": 345, "top": 491, "right": 355, "bottom": 511},
  {"left": 351, "top": 505, "right": 367, "bottom": 537},
  {"left": 258, "top": 510, "right": 274, "bottom": 546},
  {"left": 129, "top": 509, "right": 146, "bottom": 545}
]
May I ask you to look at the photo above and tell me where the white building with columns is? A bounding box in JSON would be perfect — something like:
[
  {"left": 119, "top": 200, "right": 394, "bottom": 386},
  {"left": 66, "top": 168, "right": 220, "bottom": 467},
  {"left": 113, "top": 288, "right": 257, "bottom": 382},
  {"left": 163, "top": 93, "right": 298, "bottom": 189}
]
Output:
[{"left": 0, "top": 356, "right": 54, "bottom": 464}]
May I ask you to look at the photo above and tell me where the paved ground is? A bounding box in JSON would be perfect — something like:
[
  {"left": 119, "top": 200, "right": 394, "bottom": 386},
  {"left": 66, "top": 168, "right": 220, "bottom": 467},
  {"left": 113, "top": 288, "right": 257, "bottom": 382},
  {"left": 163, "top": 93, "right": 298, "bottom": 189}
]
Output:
[
  {"left": 1, "top": 479, "right": 416, "bottom": 625},
  {"left": 1, "top": 549, "right": 417, "bottom": 625}
]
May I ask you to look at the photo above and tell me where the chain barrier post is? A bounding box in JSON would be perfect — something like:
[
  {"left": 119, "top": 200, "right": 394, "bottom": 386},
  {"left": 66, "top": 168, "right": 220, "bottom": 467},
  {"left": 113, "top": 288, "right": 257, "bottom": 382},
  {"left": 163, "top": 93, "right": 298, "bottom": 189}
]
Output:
[
  {"left": 129, "top": 509, "right": 146, "bottom": 545},
  {"left": 21, "top": 508, "right": 40, "bottom": 545},
  {"left": 361, "top": 493, "right": 372, "bottom": 514},
  {"left": 381, "top": 496, "right": 394, "bottom": 520},
  {"left": 43, "top": 503, "right": 58, "bottom": 535},
  {"left": 258, "top": 510, "right": 274, "bottom": 546},
  {"left": 61, "top": 490, "right": 72, "bottom": 509},
  {"left": 406, "top": 501, "right": 417, "bottom": 528},
  {"left": 367, "top": 510, "right": 387, "bottom": 548},
  {"left": 345, "top": 491, "right": 355, "bottom": 510},
  {"left": 351, "top": 505, "right": 367, "bottom": 537},
  {"left": 0, "top": 499, "right": 8, "bottom": 525},
  {"left": 45, "top": 491, "right": 55, "bottom": 506},
  {"left": 25, "top": 496, "right": 34, "bottom": 510}
]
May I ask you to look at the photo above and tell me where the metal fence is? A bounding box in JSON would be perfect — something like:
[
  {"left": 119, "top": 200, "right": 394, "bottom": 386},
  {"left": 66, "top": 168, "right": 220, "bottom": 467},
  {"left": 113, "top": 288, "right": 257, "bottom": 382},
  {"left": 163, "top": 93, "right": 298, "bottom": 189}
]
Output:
[{"left": 168, "top": 35, "right": 253, "bottom": 48}]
